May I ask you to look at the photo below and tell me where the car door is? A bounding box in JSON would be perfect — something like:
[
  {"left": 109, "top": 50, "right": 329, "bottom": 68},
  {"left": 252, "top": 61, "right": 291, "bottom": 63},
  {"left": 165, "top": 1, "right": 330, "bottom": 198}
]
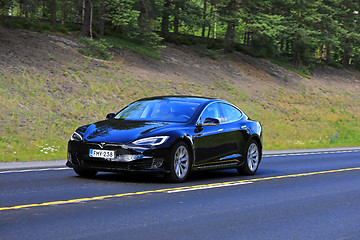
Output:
[
  {"left": 217, "top": 103, "right": 248, "bottom": 161},
  {"left": 193, "top": 102, "right": 242, "bottom": 167}
]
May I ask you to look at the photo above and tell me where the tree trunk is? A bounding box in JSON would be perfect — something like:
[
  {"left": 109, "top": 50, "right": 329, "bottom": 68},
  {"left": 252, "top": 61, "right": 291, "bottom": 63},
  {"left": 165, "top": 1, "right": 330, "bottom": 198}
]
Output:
[
  {"left": 224, "top": 21, "right": 235, "bottom": 52},
  {"left": 174, "top": 16, "right": 179, "bottom": 34},
  {"left": 82, "top": 0, "right": 85, "bottom": 23},
  {"left": 51, "top": 0, "right": 56, "bottom": 27},
  {"left": 326, "top": 41, "right": 331, "bottom": 64},
  {"left": 61, "top": 1, "right": 68, "bottom": 24},
  {"left": 24, "top": 0, "right": 28, "bottom": 18},
  {"left": 75, "top": 0, "right": 83, "bottom": 23},
  {"left": 279, "top": 38, "right": 284, "bottom": 53},
  {"left": 89, "top": 0, "right": 93, "bottom": 38},
  {"left": 214, "top": 9, "right": 217, "bottom": 39},
  {"left": 161, "top": 0, "right": 171, "bottom": 37},
  {"left": 207, "top": 4, "right": 212, "bottom": 38},
  {"left": 223, "top": 0, "right": 236, "bottom": 51},
  {"left": 174, "top": 10, "right": 179, "bottom": 34},
  {"left": 201, "top": 0, "right": 207, "bottom": 38},
  {"left": 81, "top": 0, "right": 91, "bottom": 37},
  {"left": 42, "top": 0, "right": 46, "bottom": 17},
  {"left": 292, "top": 39, "right": 300, "bottom": 66},
  {"left": 353, "top": 53, "right": 358, "bottom": 69},
  {"left": 138, "top": 0, "right": 151, "bottom": 40},
  {"left": 98, "top": 1, "right": 106, "bottom": 36},
  {"left": 343, "top": 43, "right": 351, "bottom": 68}
]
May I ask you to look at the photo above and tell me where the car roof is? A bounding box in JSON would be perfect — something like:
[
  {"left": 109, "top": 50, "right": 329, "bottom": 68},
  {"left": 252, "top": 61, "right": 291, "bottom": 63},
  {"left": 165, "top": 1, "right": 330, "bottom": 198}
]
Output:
[{"left": 136, "top": 95, "right": 224, "bottom": 104}]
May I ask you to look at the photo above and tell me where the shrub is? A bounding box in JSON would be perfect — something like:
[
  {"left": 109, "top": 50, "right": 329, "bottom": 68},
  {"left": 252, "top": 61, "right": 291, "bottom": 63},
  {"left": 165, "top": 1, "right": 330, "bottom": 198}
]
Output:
[
  {"left": 195, "top": 45, "right": 223, "bottom": 60},
  {"left": 78, "top": 38, "right": 113, "bottom": 60}
]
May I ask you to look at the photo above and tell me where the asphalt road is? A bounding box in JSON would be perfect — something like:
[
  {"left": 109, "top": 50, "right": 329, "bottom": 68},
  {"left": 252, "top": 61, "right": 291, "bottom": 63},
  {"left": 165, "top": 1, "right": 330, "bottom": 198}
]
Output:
[{"left": 1, "top": 149, "right": 360, "bottom": 240}]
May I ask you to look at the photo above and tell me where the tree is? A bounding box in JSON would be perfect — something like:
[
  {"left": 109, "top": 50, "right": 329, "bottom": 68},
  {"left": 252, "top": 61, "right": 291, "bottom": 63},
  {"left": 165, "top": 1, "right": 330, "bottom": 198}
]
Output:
[
  {"left": 105, "top": 0, "right": 139, "bottom": 38},
  {"left": 51, "top": 0, "right": 56, "bottom": 27},
  {"left": 81, "top": 0, "right": 92, "bottom": 37},
  {"left": 201, "top": 0, "right": 207, "bottom": 37},
  {"left": 218, "top": 0, "right": 239, "bottom": 52},
  {"left": 98, "top": 0, "right": 106, "bottom": 36},
  {"left": 337, "top": 0, "right": 359, "bottom": 68},
  {"left": 161, "top": 0, "right": 170, "bottom": 36}
]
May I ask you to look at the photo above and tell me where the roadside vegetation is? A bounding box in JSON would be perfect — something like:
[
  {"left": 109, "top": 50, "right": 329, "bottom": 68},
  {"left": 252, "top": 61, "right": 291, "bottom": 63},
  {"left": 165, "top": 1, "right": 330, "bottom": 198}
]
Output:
[
  {"left": 0, "top": 0, "right": 359, "bottom": 162},
  {"left": 1, "top": 0, "right": 359, "bottom": 69},
  {"left": 1, "top": 58, "right": 359, "bottom": 162}
]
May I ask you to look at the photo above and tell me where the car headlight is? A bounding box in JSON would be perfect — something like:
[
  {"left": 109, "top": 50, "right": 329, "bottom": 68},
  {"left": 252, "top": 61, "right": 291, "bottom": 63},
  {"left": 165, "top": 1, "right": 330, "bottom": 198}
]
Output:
[
  {"left": 71, "top": 132, "right": 83, "bottom": 141},
  {"left": 132, "top": 136, "right": 169, "bottom": 146}
]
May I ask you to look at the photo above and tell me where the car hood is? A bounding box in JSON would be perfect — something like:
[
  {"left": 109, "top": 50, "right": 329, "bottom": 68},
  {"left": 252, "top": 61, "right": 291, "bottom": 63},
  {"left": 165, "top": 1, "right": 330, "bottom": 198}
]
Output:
[{"left": 80, "top": 119, "right": 178, "bottom": 144}]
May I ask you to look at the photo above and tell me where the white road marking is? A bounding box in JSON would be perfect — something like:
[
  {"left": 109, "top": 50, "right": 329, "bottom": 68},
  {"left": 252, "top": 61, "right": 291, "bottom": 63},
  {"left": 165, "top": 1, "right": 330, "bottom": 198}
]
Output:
[
  {"left": 0, "top": 150, "right": 358, "bottom": 174},
  {"left": 0, "top": 167, "right": 69, "bottom": 174},
  {"left": 263, "top": 150, "right": 358, "bottom": 158},
  {"left": 2, "top": 167, "right": 360, "bottom": 211}
]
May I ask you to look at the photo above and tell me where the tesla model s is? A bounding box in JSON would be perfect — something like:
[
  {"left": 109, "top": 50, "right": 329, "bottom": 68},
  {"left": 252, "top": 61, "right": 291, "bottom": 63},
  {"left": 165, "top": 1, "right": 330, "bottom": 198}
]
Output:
[{"left": 66, "top": 96, "right": 263, "bottom": 182}]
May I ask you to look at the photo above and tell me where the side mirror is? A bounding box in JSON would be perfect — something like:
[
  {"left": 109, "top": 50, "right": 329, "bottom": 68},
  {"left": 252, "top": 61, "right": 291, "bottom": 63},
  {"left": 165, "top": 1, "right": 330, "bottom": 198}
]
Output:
[
  {"left": 106, "top": 113, "right": 116, "bottom": 119},
  {"left": 203, "top": 118, "right": 220, "bottom": 125}
]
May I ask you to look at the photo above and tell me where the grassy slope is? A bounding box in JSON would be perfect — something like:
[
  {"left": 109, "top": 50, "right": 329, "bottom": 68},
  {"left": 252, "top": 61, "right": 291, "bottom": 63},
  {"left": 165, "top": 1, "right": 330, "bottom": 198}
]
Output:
[{"left": 0, "top": 33, "right": 359, "bottom": 162}]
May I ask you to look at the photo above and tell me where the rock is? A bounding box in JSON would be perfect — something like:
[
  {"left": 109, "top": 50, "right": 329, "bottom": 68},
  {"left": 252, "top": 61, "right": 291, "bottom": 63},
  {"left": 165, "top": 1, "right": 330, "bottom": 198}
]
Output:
[{"left": 48, "top": 35, "right": 78, "bottom": 47}]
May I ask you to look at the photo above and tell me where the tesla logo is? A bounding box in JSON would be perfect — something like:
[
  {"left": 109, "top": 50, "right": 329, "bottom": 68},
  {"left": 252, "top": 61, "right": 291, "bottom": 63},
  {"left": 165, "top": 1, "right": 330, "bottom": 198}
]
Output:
[{"left": 98, "top": 143, "right": 106, "bottom": 149}]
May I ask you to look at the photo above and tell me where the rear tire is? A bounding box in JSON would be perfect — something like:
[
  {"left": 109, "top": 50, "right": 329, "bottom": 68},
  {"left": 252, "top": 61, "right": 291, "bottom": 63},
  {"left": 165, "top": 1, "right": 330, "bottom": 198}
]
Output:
[
  {"left": 237, "top": 140, "right": 261, "bottom": 175},
  {"left": 74, "top": 168, "right": 98, "bottom": 178},
  {"left": 165, "top": 142, "right": 192, "bottom": 183}
]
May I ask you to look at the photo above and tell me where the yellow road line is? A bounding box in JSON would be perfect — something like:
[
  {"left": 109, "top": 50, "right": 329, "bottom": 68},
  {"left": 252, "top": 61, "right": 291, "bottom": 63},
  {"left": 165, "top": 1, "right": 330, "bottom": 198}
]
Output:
[{"left": 1, "top": 167, "right": 360, "bottom": 211}]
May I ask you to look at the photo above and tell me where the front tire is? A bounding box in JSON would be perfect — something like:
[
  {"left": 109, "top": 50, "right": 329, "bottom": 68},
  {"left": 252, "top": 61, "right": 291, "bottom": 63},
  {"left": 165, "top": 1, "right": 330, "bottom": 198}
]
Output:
[
  {"left": 237, "top": 140, "right": 261, "bottom": 175},
  {"left": 74, "top": 168, "right": 98, "bottom": 178},
  {"left": 165, "top": 142, "right": 192, "bottom": 183}
]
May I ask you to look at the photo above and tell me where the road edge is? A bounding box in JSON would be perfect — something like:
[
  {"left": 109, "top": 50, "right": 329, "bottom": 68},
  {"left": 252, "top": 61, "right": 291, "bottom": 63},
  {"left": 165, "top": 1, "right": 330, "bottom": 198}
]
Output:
[{"left": 1, "top": 146, "right": 359, "bottom": 171}]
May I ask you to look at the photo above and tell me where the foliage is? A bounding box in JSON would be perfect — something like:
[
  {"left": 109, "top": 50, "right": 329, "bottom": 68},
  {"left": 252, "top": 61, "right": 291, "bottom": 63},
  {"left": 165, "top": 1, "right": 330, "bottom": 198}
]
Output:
[
  {"left": 194, "top": 45, "right": 223, "bottom": 60},
  {"left": 270, "top": 58, "right": 311, "bottom": 79},
  {"left": 105, "top": 0, "right": 140, "bottom": 38},
  {"left": 1, "top": 0, "right": 359, "bottom": 69},
  {"left": 1, "top": 66, "right": 359, "bottom": 162},
  {"left": 104, "top": 36, "right": 161, "bottom": 59},
  {"left": 78, "top": 38, "right": 113, "bottom": 60},
  {"left": 0, "top": 16, "right": 80, "bottom": 33},
  {"left": 105, "top": 0, "right": 163, "bottom": 50}
]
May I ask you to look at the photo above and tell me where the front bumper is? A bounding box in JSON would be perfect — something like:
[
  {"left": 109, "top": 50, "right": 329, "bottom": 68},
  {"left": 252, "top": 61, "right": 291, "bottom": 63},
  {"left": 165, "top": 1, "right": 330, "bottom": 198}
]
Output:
[{"left": 66, "top": 141, "right": 170, "bottom": 173}]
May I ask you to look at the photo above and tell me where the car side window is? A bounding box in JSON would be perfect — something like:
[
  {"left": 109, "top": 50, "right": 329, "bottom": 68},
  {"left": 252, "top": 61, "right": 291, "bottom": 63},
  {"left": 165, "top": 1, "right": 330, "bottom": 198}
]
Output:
[
  {"left": 219, "top": 103, "right": 242, "bottom": 123},
  {"left": 199, "top": 103, "right": 221, "bottom": 124}
]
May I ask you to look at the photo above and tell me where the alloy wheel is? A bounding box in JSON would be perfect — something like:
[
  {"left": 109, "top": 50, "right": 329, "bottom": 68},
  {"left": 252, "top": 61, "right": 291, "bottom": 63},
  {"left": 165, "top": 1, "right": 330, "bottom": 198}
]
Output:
[
  {"left": 247, "top": 142, "right": 259, "bottom": 171},
  {"left": 174, "top": 145, "right": 189, "bottom": 179}
]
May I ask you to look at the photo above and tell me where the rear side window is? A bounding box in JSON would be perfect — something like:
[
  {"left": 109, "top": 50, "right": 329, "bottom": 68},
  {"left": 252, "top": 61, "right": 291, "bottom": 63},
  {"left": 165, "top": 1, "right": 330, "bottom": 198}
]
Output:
[{"left": 220, "top": 103, "right": 242, "bottom": 123}]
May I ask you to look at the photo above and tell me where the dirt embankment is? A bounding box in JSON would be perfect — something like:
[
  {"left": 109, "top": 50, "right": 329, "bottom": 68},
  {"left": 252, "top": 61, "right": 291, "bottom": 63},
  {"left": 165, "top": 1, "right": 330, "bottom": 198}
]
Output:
[
  {"left": 1, "top": 24, "right": 360, "bottom": 161},
  {"left": 1, "top": 24, "right": 359, "bottom": 96}
]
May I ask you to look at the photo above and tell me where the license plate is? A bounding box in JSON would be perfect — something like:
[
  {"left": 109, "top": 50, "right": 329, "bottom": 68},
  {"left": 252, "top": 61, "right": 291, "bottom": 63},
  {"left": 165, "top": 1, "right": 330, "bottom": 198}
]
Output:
[{"left": 89, "top": 149, "right": 115, "bottom": 159}]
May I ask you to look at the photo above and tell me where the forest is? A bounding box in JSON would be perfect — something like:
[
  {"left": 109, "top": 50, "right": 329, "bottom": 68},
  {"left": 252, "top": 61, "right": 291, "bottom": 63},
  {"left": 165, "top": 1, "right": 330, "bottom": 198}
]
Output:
[{"left": 0, "top": 0, "right": 359, "bottom": 69}]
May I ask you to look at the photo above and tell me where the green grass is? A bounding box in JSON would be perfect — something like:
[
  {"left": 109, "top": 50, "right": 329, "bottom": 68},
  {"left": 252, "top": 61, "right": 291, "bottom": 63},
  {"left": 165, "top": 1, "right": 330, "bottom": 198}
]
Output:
[
  {"left": 271, "top": 58, "right": 311, "bottom": 79},
  {"left": 104, "top": 36, "right": 161, "bottom": 60},
  {"left": 0, "top": 60, "right": 359, "bottom": 162},
  {"left": 1, "top": 18, "right": 358, "bottom": 162}
]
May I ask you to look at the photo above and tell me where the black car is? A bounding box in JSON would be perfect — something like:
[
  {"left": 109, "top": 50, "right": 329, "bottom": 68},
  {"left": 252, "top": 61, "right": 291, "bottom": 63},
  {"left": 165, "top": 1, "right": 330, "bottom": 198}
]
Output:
[{"left": 67, "top": 96, "right": 263, "bottom": 182}]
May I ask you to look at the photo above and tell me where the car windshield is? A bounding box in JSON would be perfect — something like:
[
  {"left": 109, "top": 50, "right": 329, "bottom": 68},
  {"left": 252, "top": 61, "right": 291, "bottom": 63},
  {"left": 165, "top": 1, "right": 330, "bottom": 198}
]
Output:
[{"left": 114, "top": 99, "right": 201, "bottom": 122}]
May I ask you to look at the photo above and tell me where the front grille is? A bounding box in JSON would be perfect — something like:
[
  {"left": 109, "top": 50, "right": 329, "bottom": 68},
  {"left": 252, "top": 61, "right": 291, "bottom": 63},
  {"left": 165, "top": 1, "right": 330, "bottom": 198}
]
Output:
[
  {"left": 82, "top": 159, "right": 130, "bottom": 170},
  {"left": 131, "top": 159, "right": 153, "bottom": 169}
]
